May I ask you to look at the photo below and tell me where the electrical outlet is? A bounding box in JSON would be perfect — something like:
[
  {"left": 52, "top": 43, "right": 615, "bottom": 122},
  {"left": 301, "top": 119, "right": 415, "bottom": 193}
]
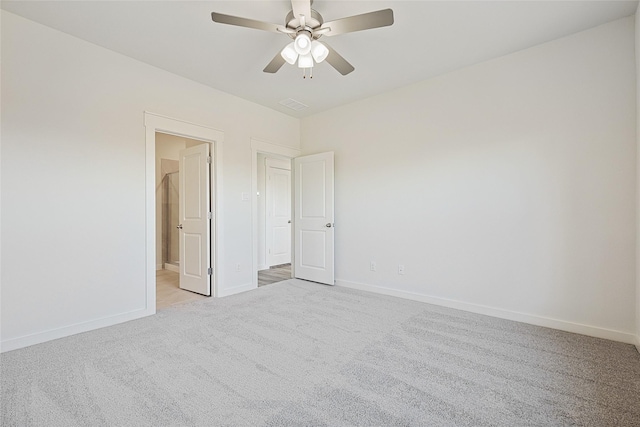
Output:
[
  {"left": 370, "top": 261, "right": 377, "bottom": 272},
  {"left": 235, "top": 263, "right": 241, "bottom": 272},
  {"left": 398, "top": 264, "right": 405, "bottom": 275}
]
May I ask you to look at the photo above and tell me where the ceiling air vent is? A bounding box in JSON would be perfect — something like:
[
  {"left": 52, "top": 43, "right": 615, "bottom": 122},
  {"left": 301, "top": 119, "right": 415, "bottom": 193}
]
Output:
[{"left": 279, "top": 98, "right": 308, "bottom": 111}]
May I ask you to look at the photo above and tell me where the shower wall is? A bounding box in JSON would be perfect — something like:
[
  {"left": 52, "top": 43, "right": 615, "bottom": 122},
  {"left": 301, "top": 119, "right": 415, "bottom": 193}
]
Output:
[
  {"left": 163, "top": 169, "right": 180, "bottom": 266},
  {"left": 155, "top": 132, "right": 185, "bottom": 270}
]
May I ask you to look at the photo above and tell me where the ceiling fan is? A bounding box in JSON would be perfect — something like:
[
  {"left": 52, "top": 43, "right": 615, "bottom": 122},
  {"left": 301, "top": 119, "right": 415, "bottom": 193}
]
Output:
[{"left": 211, "top": 0, "right": 394, "bottom": 77}]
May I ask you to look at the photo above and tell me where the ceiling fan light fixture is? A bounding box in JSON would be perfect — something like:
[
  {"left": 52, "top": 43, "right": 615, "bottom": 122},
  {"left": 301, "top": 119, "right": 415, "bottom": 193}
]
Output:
[
  {"left": 281, "top": 42, "right": 298, "bottom": 65},
  {"left": 310, "top": 40, "right": 329, "bottom": 63},
  {"left": 211, "top": 2, "right": 394, "bottom": 77},
  {"left": 293, "top": 33, "right": 312, "bottom": 55},
  {"left": 297, "top": 53, "right": 313, "bottom": 68}
]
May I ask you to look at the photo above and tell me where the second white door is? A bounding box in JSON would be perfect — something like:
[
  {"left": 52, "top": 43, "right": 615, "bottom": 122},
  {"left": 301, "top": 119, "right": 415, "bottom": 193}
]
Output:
[{"left": 266, "top": 159, "right": 291, "bottom": 266}]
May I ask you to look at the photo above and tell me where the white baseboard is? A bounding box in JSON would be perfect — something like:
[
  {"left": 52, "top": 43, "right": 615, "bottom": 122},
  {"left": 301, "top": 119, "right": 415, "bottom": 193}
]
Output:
[
  {"left": 336, "top": 279, "right": 637, "bottom": 345},
  {"left": 217, "top": 282, "right": 255, "bottom": 298},
  {"left": 1, "top": 307, "right": 154, "bottom": 353},
  {"left": 163, "top": 263, "right": 179, "bottom": 273},
  {"left": 257, "top": 264, "right": 268, "bottom": 271},
  {"left": 156, "top": 263, "right": 163, "bottom": 271},
  {"left": 635, "top": 335, "right": 640, "bottom": 353}
]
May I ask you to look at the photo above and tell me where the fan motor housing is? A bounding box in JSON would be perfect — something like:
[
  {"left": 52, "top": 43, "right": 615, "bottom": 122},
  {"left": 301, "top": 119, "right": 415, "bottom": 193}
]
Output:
[{"left": 285, "top": 9, "right": 324, "bottom": 36}]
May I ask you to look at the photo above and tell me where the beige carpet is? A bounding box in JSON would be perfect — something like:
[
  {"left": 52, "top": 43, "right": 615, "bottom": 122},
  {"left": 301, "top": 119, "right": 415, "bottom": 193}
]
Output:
[{"left": 2, "top": 279, "right": 639, "bottom": 426}]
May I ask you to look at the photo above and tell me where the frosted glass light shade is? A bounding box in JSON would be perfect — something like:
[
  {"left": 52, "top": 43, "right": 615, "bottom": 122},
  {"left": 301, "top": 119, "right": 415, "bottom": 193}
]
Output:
[
  {"left": 281, "top": 42, "right": 298, "bottom": 65},
  {"left": 297, "top": 53, "right": 313, "bottom": 68},
  {"left": 294, "top": 33, "right": 312, "bottom": 55},
  {"left": 310, "top": 41, "right": 329, "bottom": 63}
]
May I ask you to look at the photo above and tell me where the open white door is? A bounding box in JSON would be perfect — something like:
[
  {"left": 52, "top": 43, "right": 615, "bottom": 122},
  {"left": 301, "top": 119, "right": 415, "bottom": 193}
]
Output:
[
  {"left": 178, "top": 144, "right": 211, "bottom": 295},
  {"left": 266, "top": 159, "right": 291, "bottom": 267},
  {"left": 294, "top": 152, "right": 334, "bottom": 285}
]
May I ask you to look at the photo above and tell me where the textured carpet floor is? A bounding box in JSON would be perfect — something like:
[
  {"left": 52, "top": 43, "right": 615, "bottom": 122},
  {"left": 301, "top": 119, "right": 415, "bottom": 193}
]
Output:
[{"left": 2, "top": 279, "right": 639, "bottom": 426}]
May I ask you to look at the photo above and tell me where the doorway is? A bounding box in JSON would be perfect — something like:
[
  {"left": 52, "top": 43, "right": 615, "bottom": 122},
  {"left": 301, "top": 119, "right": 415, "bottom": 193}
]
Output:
[
  {"left": 251, "top": 139, "right": 301, "bottom": 289},
  {"left": 144, "top": 112, "right": 224, "bottom": 313},
  {"left": 264, "top": 157, "right": 291, "bottom": 267},
  {"left": 257, "top": 155, "right": 292, "bottom": 286},
  {"left": 155, "top": 133, "right": 212, "bottom": 307},
  {"left": 251, "top": 139, "right": 336, "bottom": 289}
]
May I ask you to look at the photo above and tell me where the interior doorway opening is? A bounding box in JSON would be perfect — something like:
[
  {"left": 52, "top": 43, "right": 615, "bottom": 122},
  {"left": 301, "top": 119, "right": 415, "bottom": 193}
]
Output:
[
  {"left": 144, "top": 112, "right": 224, "bottom": 312},
  {"left": 257, "top": 154, "right": 292, "bottom": 286},
  {"left": 251, "top": 139, "right": 335, "bottom": 290},
  {"left": 155, "top": 132, "right": 211, "bottom": 308},
  {"left": 251, "top": 139, "right": 301, "bottom": 289},
  {"left": 257, "top": 154, "right": 292, "bottom": 287}
]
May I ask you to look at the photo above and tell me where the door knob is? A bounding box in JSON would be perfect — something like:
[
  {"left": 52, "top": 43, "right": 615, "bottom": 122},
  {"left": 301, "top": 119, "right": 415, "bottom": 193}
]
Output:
[
  {"left": 288, "top": 220, "right": 291, "bottom": 224},
  {"left": 326, "top": 223, "right": 332, "bottom": 228},
  {"left": 176, "top": 224, "right": 183, "bottom": 229}
]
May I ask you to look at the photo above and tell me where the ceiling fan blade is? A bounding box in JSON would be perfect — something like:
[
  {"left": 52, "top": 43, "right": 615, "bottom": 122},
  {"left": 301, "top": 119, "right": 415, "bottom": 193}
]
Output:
[
  {"left": 291, "top": 0, "right": 312, "bottom": 25},
  {"left": 211, "top": 12, "right": 285, "bottom": 34},
  {"left": 263, "top": 53, "right": 286, "bottom": 73},
  {"left": 321, "top": 9, "right": 394, "bottom": 37},
  {"left": 324, "top": 44, "right": 355, "bottom": 76}
]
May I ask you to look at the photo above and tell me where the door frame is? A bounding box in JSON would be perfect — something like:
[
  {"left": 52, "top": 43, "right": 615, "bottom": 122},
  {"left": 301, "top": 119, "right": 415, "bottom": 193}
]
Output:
[
  {"left": 145, "top": 112, "right": 224, "bottom": 311},
  {"left": 251, "top": 138, "right": 301, "bottom": 289}
]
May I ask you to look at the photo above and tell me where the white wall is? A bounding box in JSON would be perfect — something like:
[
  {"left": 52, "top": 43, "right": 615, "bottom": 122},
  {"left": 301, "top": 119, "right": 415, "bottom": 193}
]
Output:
[
  {"left": 0, "top": 11, "right": 299, "bottom": 350},
  {"left": 302, "top": 17, "right": 637, "bottom": 343}
]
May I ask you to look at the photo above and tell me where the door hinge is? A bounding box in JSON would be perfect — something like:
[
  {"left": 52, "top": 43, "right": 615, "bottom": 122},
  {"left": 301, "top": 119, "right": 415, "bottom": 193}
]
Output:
[
  {"left": 207, "top": 212, "right": 212, "bottom": 219},
  {"left": 207, "top": 156, "right": 212, "bottom": 164},
  {"left": 207, "top": 267, "right": 213, "bottom": 275}
]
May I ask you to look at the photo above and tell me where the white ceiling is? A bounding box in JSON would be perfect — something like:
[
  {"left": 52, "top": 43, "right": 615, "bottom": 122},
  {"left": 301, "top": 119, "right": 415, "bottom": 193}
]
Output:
[{"left": 2, "top": 1, "right": 638, "bottom": 117}]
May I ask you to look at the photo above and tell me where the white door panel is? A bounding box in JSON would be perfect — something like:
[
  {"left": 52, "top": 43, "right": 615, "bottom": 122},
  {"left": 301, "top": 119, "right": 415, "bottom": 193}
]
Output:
[
  {"left": 294, "top": 152, "right": 334, "bottom": 285},
  {"left": 300, "top": 230, "right": 326, "bottom": 267},
  {"left": 179, "top": 144, "right": 211, "bottom": 295}
]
